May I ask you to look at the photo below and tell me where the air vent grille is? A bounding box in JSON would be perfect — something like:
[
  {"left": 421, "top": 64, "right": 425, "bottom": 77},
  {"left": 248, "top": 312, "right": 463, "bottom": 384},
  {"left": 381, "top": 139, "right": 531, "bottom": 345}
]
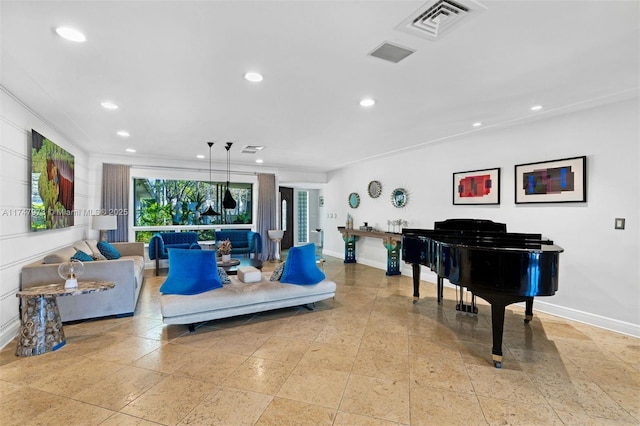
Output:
[
  {"left": 396, "top": 0, "right": 486, "bottom": 40},
  {"left": 369, "top": 42, "right": 415, "bottom": 63}
]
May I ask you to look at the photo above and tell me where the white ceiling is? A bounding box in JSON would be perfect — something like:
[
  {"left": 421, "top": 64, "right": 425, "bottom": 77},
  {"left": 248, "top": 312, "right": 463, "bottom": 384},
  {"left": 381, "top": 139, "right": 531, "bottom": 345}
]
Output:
[{"left": 2, "top": 0, "right": 638, "bottom": 173}]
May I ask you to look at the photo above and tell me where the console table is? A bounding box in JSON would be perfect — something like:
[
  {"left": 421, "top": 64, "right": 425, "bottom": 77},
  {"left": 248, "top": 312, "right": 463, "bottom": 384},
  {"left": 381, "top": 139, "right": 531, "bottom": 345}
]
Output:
[
  {"left": 15, "top": 281, "right": 115, "bottom": 357},
  {"left": 337, "top": 227, "right": 402, "bottom": 276}
]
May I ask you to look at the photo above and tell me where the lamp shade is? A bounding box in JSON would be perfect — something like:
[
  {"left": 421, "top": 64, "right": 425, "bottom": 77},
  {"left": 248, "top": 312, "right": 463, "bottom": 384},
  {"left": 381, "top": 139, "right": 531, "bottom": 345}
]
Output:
[{"left": 92, "top": 215, "right": 117, "bottom": 230}]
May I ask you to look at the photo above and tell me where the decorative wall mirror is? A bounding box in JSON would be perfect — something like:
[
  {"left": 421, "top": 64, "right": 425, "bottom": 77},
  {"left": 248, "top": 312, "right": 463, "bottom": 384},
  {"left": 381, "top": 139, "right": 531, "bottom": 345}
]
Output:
[
  {"left": 367, "top": 180, "right": 382, "bottom": 198},
  {"left": 348, "top": 192, "right": 360, "bottom": 208},
  {"left": 391, "top": 188, "right": 408, "bottom": 208}
]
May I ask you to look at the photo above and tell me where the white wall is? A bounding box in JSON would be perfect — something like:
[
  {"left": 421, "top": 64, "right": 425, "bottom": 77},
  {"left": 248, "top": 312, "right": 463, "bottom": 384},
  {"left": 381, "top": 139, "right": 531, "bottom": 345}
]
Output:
[
  {"left": 0, "top": 89, "right": 93, "bottom": 348},
  {"left": 324, "top": 98, "right": 639, "bottom": 336}
]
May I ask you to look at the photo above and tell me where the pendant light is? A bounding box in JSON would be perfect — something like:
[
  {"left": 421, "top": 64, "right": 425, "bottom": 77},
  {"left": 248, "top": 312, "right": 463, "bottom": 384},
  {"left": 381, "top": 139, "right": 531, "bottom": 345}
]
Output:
[
  {"left": 222, "top": 142, "right": 237, "bottom": 209},
  {"left": 201, "top": 142, "right": 220, "bottom": 216}
]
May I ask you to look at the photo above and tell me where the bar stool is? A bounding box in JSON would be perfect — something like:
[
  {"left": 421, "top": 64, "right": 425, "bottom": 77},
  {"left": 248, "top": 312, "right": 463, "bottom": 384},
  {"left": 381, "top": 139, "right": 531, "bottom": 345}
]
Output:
[{"left": 267, "top": 230, "right": 284, "bottom": 262}]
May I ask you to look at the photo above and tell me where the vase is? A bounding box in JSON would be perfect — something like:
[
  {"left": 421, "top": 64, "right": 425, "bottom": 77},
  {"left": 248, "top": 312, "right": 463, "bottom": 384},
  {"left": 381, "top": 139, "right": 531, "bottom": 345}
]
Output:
[{"left": 221, "top": 254, "right": 231, "bottom": 263}]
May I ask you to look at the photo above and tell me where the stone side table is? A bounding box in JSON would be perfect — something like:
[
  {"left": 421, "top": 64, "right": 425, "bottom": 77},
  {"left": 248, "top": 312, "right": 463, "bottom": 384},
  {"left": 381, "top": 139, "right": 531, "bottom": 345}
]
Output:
[{"left": 15, "top": 281, "right": 115, "bottom": 357}]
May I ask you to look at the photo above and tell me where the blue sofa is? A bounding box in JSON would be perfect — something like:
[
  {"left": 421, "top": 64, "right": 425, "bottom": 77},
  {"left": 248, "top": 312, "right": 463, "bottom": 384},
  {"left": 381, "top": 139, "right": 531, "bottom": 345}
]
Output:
[
  {"left": 215, "top": 229, "right": 262, "bottom": 258},
  {"left": 149, "top": 231, "right": 201, "bottom": 275}
]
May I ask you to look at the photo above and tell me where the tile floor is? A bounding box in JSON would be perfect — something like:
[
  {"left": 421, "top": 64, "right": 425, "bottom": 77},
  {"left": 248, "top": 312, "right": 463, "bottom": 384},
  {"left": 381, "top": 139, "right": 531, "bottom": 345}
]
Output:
[{"left": 1, "top": 257, "right": 638, "bottom": 425}]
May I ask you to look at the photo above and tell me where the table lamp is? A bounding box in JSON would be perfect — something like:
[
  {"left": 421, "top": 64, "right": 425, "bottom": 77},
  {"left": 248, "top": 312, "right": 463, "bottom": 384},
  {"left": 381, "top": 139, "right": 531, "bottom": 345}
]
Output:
[{"left": 92, "top": 215, "right": 117, "bottom": 241}]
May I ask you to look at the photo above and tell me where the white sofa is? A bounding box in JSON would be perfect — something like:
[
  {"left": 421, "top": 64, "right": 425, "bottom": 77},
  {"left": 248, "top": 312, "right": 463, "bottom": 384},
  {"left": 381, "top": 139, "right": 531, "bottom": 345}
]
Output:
[
  {"left": 160, "top": 273, "right": 336, "bottom": 328},
  {"left": 21, "top": 241, "right": 145, "bottom": 322}
]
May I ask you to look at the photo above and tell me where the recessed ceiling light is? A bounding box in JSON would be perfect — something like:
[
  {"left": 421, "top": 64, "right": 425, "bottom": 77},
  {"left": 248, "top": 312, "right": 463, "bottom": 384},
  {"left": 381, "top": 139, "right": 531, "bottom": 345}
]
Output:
[
  {"left": 360, "top": 98, "right": 375, "bottom": 107},
  {"left": 244, "top": 72, "right": 263, "bottom": 82},
  {"left": 117, "top": 130, "right": 130, "bottom": 137},
  {"left": 255, "top": 159, "right": 264, "bottom": 164},
  {"left": 125, "top": 148, "right": 136, "bottom": 153},
  {"left": 101, "top": 101, "right": 118, "bottom": 110},
  {"left": 530, "top": 105, "right": 543, "bottom": 111},
  {"left": 196, "top": 154, "right": 205, "bottom": 159},
  {"left": 472, "top": 122, "right": 482, "bottom": 127},
  {"left": 55, "top": 26, "right": 86, "bottom": 42}
]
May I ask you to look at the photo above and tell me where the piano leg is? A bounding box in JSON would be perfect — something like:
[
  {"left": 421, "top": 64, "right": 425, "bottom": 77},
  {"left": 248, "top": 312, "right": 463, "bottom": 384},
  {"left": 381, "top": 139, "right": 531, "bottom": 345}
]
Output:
[
  {"left": 524, "top": 297, "right": 534, "bottom": 323},
  {"left": 489, "top": 302, "right": 506, "bottom": 368},
  {"left": 412, "top": 263, "right": 420, "bottom": 304}
]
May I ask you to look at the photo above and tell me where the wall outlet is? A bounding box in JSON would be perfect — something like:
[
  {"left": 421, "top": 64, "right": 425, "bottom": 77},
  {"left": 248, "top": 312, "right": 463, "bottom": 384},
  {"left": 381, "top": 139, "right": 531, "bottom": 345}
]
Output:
[{"left": 615, "top": 218, "right": 625, "bottom": 230}]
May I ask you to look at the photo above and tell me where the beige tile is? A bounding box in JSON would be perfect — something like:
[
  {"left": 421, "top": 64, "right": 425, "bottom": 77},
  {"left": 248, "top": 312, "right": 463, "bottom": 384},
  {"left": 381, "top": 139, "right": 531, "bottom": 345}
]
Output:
[
  {"left": 333, "top": 411, "right": 400, "bottom": 425},
  {"left": 24, "top": 396, "right": 114, "bottom": 426},
  {"left": 409, "top": 383, "right": 486, "bottom": 425},
  {"left": 213, "top": 331, "right": 272, "bottom": 355},
  {"left": 87, "top": 335, "right": 164, "bottom": 364},
  {"left": 360, "top": 330, "right": 408, "bottom": 355},
  {"left": 222, "top": 356, "right": 295, "bottom": 395},
  {"left": 256, "top": 397, "right": 336, "bottom": 425},
  {"left": 131, "top": 342, "right": 203, "bottom": 373},
  {"left": 72, "top": 365, "right": 167, "bottom": 410},
  {"left": 599, "top": 384, "right": 640, "bottom": 421},
  {"left": 297, "top": 341, "right": 357, "bottom": 373},
  {"left": 277, "top": 365, "right": 350, "bottom": 409},
  {"left": 99, "top": 412, "right": 162, "bottom": 426},
  {"left": 477, "top": 395, "right": 563, "bottom": 425},
  {"left": 29, "top": 358, "right": 123, "bottom": 397},
  {"left": 179, "top": 387, "right": 272, "bottom": 425},
  {"left": 410, "top": 354, "right": 475, "bottom": 394},
  {"left": 340, "top": 374, "right": 410, "bottom": 424},
  {"left": 568, "top": 355, "right": 640, "bottom": 389},
  {"left": 352, "top": 347, "right": 410, "bottom": 381},
  {"left": 174, "top": 349, "right": 248, "bottom": 384},
  {"left": 120, "top": 375, "right": 217, "bottom": 425},
  {"left": 554, "top": 407, "right": 640, "bottom": 425},
  {"left": 252, "top": 335, "right": 311, "bottom": 363},
  {"left": 0, "top": 383, "right": 66, "bottom": 425},
  {"left": 536, "top": 378, "right": 638, "bottom": 423},
  {"left": 466, "top": 364, "right": 548, "bottom": 405}
]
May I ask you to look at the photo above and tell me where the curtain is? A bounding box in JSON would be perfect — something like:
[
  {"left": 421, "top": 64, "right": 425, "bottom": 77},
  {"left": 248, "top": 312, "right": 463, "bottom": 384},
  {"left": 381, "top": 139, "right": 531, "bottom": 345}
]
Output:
[
  {"left": 256, "top": 173, "right": 277, "bottom": 261},
  {"left": 101, "top": 163, "right": 130, "bottom": 242}
]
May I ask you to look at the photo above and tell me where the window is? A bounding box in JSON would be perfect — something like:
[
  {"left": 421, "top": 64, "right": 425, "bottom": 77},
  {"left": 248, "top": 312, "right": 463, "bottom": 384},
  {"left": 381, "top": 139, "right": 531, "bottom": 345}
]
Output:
[{"left": 133, "top": 178, "right": 252, "bottom": 242}]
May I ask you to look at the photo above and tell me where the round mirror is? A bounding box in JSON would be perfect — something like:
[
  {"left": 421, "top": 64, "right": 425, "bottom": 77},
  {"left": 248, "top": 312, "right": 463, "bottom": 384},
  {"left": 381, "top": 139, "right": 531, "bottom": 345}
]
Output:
[
  {"left": 391, "top": 188, "right": 408, "bottom": 208},
  {"left": 367, "top": 180, "right": 382, "bottom": 198},
  {"left": 348, "top": 192, "right": 360, "bottom": 208}
]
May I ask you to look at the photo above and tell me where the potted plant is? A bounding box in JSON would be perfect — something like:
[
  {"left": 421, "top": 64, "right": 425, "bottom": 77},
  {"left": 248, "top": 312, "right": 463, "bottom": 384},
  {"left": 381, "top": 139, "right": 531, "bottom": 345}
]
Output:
[{"left": 218, "top": 239, "right": 232, "bottom": 263}]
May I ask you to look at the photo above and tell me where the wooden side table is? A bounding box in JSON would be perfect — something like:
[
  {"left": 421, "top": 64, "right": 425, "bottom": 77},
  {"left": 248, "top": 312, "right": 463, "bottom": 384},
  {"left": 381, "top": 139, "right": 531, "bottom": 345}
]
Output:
[{"left": 15, "top": 281, "right": 115, "bottom": 357}]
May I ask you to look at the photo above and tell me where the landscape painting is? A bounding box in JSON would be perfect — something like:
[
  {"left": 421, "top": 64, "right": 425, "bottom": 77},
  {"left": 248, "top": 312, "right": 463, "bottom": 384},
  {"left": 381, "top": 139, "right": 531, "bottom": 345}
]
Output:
[{"left": 31, "top": 129, "right": 75, "bottom": 230}]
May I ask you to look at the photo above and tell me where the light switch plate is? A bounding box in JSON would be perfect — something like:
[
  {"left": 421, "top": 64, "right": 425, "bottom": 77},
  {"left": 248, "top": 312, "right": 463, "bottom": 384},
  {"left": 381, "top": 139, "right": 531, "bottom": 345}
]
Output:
[{"left": 615, "top": 218, "right": 625, "bottom": 230}]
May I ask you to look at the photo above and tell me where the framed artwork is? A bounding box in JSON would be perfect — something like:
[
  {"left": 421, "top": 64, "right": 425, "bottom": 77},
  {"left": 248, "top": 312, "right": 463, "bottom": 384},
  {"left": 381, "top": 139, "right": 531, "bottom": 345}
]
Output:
[
  {"left": 31, "top": 129, "right": 75, "bottom": 231},
  {"left": 348, "top": 192, "right": 360, "bottom": 208},
  {"left": 453, "top": 167, "right": 500, "bottom": 205},
  {"left": 367, "top": 180, "right": 382, "bottom": 198},
  {"left": 515, "top": 156, "right": 587, "bottom": 204},
  {"left": 390, "top": 188, "right": 408, "bottom": 208}
]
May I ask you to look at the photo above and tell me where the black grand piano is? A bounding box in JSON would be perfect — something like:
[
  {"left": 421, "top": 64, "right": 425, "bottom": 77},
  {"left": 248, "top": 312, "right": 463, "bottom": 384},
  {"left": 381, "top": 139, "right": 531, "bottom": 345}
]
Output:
[{"left": 402, "top": 219, "right": 563, "bottom": 368}]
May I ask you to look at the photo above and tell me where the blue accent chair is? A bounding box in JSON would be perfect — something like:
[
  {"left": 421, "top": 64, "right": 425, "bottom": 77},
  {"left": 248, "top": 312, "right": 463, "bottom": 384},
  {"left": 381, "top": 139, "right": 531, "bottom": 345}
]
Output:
[
  {"left": 215, "top": 230, "right": 262, "bottom": 258},
  {"left": 149, "top": 231, "right": 201, "bottom": 275}
]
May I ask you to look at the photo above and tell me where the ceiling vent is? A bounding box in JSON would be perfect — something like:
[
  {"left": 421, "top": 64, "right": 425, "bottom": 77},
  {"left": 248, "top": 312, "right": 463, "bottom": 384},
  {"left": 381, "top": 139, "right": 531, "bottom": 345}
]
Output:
[
  {"left": 369, "top": 42, "right": 415, "bottom": 63},
  {"left": 242, "top": 145, "right": 265, "bottom": 154},
  {"left": 395, "top": 0, "right": 487, "bottom": 41}
]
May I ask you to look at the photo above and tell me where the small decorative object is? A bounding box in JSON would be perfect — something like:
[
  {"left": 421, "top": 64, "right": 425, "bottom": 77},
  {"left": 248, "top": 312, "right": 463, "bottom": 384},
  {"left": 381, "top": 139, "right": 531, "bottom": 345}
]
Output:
[
  {"left": 389, "top": 219, "right": 408, "bottom": 233},
  {"left": 346, "top": 213, "right": 353, "bottom": 229},
  {"left": 367, "top": 180, "right": 382, "bottom": 198},
  {"left": 515, "top": 156, "right": 587, "bottom": 204},
  {"left": 218, "top": 239, "right": 232, "bottom": 262},
  {"left": 348, "top": 192, "right": 360, "bottom": 208},
  {"left": 58, "top": 259, "right": 84, "bottom": 289},
  {"left": 453, "top": 168, "right": 500, "bottom": 205},
  {"left": 391, "top": 188, "right": 408, "bottom": 208}
]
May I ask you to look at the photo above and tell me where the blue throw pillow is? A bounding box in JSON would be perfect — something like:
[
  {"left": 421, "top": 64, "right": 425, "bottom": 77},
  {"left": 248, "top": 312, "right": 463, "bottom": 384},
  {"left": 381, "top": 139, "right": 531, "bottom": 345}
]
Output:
[
  {"left": 160, "top": 249, "right": 223, "bottom": 295},
  {"left": 71, "top": 250, "right": 94, "bottom": 262},
  {"left": 97, "top": 241, "right": 121, "bottom": 260},
  {"left": 280, "top": 243, "right": 325, "bottom": 285}
]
